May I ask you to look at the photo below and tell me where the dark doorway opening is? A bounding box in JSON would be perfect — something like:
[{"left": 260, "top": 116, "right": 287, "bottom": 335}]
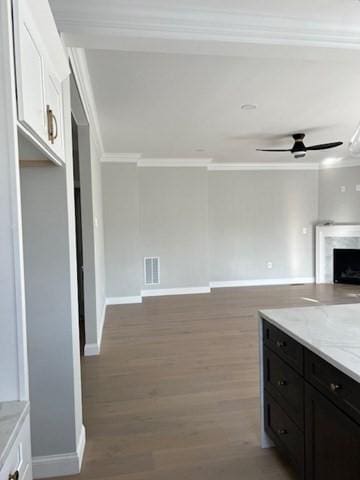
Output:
[{"left": 72, "top": 115, "right": 85, "bottom": 353}]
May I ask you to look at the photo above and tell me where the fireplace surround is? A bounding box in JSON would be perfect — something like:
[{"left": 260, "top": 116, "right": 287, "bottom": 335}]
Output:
[{"left": 316, "top": 225, "right": 360, "bottom": 284}]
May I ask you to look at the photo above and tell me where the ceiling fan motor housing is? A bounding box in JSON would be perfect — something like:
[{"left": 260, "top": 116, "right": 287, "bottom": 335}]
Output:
[{"left": 292, "top": 133, "right": 306, "bottom": 158}]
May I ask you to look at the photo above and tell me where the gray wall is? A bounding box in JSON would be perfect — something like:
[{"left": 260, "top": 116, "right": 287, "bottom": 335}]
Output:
[
  {"left": 20, "top": 165, "right": 82, "bottom": 457},
  {"left": 209, "top": 170, "right": 319, "bottom": 282},
  {"left": 102, "top": 166, "right": 321, "bottom": 297},
  {"left": 139, "top": 167, "right": 209, "bottom": 290},
  {"left": 319, "top": 165, "right": 360, "bottom": 224},
  {"left": 102, "top": 163, "right": 141, "bottom": 297}
]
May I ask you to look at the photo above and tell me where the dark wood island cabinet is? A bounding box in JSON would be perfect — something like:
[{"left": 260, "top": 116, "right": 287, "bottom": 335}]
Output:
[{"left": 260, "top": 315, "right": 360, "bottom": 480}]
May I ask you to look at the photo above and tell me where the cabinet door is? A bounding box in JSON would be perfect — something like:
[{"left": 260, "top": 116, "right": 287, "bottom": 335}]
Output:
[
  {"left": 305, "top": 383, "right": 360, "bottom": 480},
  {"left": 13, "top": 0, "right": 47, "bottom": 141},
  {"left": 45, "top": 70, "right": 64, "bottom": 160}
]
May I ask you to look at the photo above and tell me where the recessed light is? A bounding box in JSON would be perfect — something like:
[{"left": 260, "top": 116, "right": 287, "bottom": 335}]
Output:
[{"left": 241, "top": 104, "right": 257, "bottom": 111}]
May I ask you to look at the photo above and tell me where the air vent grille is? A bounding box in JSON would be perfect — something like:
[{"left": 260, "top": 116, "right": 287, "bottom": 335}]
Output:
[{"left": 144, "top": 257, "right": 160, "bottom": 285}]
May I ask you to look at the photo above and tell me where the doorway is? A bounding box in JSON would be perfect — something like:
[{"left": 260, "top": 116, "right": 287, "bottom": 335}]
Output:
[{"left": 72, "top": 116, "right": 85, "bottom": 353}]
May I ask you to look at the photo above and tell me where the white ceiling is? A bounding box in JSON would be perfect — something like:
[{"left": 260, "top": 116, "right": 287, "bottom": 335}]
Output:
[
  {"left": 85, "top": 49, "right": 360, "bottom": 163},
  {"left": 50, "top": 0, "right": 360, "bottom": 164}
]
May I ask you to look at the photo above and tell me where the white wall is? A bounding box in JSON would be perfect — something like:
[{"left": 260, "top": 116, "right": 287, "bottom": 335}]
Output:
[
  {"left": 102, "top": 165, "right": 319, "bottom": 298},
  {"left": 209, "top": 170, "right": 319, "bottom": 283},
  {"left": 102, "top": 163, "right": 141, "bottom": 298},
  {"left": 319, "top": 165, "right": 360, "bottom": 224},
  {"left": 139, "top": 167, "right": 209, "bottom": 290}
]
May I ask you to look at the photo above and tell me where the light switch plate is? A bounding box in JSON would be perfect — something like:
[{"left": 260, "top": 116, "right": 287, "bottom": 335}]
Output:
[
  {"left": 267, "top": 261, "right": 273, "bottom": 269},
  {"left": 340, "top": 186, "right": 346, "bottom": 193},
  {"left": 356, "top": 185, "right": 360, "bottom": 192},
  {"left": 302, "top": 227, "right": 308, "bottom": 235}
]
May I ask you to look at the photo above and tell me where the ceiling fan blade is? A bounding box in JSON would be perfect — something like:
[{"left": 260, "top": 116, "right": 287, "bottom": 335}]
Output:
[
  {"left": 306, "top": 141, "right": 343, "bottom": 151},
  {"left": 256, "top": 149, "right": 292, "bottom": 152}
]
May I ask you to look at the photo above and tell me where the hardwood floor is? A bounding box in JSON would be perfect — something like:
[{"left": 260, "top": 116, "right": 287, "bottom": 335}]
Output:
[{"left": 53, "top": 284, "right": 360, "bottom": 480}]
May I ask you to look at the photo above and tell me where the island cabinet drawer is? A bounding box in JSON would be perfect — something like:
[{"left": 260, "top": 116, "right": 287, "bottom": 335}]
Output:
[
  {"left": 263, "top": 319, "right": 304, "bottom": 374},
  {"left": 305, "top": 350, "right": 360, "bottom": 425},
  {"left": 264, "top": 346, "right": 304, "bottom": 429},
  {"left": 264, "top": 392, "right": 305, "bottom": 479},
  {"left": 0, "top": 415, "right": 32, "bottom": 480}
]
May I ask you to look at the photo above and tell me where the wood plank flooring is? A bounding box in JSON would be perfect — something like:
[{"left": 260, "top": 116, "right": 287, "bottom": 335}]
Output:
[{"left": 52, "top": 284, "right": 360, "bottom": 480}]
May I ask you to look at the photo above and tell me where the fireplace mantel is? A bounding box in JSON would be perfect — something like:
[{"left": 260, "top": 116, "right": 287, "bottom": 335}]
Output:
[{"left": 316, "top": 225, "right": 360, "bottom": 283}]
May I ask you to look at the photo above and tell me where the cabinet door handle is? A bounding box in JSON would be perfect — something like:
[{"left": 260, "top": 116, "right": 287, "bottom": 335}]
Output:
[
  {"left": 330, "top": 383, "right": 342, "bottom": 393},
  {"left": 46, "top": 105, "right": 58, "bottom": 144},
  {"left": 277, "top": 429, "right": 288, "bottom": 435},
  {"left": 277, "top": 379, "right": 287, "bottom": 387},
  {"left": 9, "top": 471, "right": 19, "bottom": 480},
  {"left": 276, "top": 340, "right": 286, "bottom": 348}
]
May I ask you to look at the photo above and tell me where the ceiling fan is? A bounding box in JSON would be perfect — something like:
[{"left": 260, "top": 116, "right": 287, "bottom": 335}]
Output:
[{"left": 256, "top": 133, "right": 343, "bottom": 159}]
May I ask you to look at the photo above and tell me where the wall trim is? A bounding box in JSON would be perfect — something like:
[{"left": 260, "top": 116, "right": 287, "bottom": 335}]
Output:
[
  {"left": 101, "top": 152, "right": 142, "bottom": 163},
  {"left": 210, "top": 277, "right": 315, "bottom": 288},
  {"left": 99, "top": 154, "right": 360, "bottom": 170},
  {"left": 32, "top": 424, "right": 86, "bottom": 479},
  {"left": 84, "top": 301, "right": 106, "bottom": 356},
  {"left": 138, "top": 158, "right": 213, "bottom": 168},
  {"left": 53, "top": 5, "right": 360, "bottom": 51},
  {"left": 68, "top": 47, "right": 104, "bottom": 155},
  {"left": 141, "top": 286, "right": 211, "bottom": 297},
  {"left": 208, "top": 162, "right": 319, "bottom": 171},
  {"left": 106, "top": 296, "right": 143, "bottom": 305}
]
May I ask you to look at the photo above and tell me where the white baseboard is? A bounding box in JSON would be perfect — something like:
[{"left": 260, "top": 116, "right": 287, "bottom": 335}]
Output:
[
  {"left": 84, "top": 300, "right": 107, "bottom": 356},
  {"left": 141, "top": 286, "right": 211, "bottom": 297},
  {"left": 106, "top": 296, "right": 143, "bottom": 305},
  {"left": 33, "top": 425, "right": 86, "bottom": 479},
  {"left": 210, "top": 277, "right": 315, "bottom": 288}
]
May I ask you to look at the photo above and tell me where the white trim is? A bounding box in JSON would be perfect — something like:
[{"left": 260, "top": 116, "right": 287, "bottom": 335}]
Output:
[
  {"left": 208, "top": 162, "right": 319, "bottom": 171},
  {"left": 316, "top": 224, "right": 360, "bottom": 284},
  {"left": 68, "top": 47, "right": 104, "bottom": 155},
  {"left": 138, "top": 158, "right": 213, "bottom": 168},
  {"left": 141, "top": 286, "right": 211, "bottom": 297},
  {"left": 98, "top": 155, "right": 360, "bottom": 171},
  {"left": 32, "top": 425, "right": 86, "bottom": 479},
  {"left": 84, "top": 301, "right": 106, "bottom": 356},
  {"left": 53, "top": 6, "right": 360, "bottom": 51},
  {"left": 106, "top": 296, "right": 143, "bottom": 305},
  {"left": 210, "top": 277, "right": 315, "bottom": 288},
  {"left": 320, "top": 158, "right": 360, "bottom": 169},
  {"left": 101, "top": 152, "right": 142, "bottom": 163}
]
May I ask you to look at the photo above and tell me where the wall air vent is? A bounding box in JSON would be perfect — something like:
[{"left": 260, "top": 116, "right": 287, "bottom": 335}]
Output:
[{"left": 144, "top": 257, "right": 160, "bottom": 285}]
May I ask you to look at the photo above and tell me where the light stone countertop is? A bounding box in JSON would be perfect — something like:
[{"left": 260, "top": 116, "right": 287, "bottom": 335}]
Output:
[
  {"left": 259, "top": 303, "right": 360, "bottom": 383},
  {"left": 0, "top": 401, "right": 29, "bottom": 470}
]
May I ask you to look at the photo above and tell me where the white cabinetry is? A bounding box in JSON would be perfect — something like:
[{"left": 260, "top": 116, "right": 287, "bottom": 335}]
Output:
[
  {"left": 13, "top": 0, "right": 69, "bottom": 164},
  {"left": 0, "top": 414, "right": 32, "bottom": 480}
]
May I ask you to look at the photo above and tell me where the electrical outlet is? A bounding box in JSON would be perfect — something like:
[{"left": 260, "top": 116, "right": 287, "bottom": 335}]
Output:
[
  {"left": 267, "top": 261, "right": 273, "bottom": 269},
  {"left": 356, "top": 185, "right": 360, "bottom": 192},
  {"left": 340, "top": 186, "right": 346, "bottom": 193}
]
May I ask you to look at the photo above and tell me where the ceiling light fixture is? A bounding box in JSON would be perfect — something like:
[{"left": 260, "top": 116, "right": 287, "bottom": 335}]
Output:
[{"left": 241, "top": 104, "right": 257, "bottom": 111}]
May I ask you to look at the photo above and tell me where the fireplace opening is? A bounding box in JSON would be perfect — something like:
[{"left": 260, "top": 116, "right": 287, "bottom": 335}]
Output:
[{"left": 333, "top": 249, "right": 360, "bottom": 285}]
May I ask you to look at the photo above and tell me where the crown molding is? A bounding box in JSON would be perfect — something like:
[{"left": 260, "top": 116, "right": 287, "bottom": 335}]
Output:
[
  {"left": 208, "top": 162, "right": 319, "bottom": 171},
  {"left": 53, "top": 4, "right": 360, "bottom": 51},
  {"left": 99, "top": 153, "right": 360, "bottom": 170},
  {"left": 68, "top": 47, "right": 104, "bottom": 155},
  {"left": 320, "top": 158, "right": 360, "bottom": 169},
  {"left": 138, "top": 158, "right": 213, "bottom": 168},
  {"left": 101, "top": 153, "right": 142, "bottom": 163}
]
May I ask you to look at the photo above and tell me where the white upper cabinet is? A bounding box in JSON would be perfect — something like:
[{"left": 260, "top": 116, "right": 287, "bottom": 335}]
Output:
[{"left": 13, "top": 0, "right": 69, "bottom": 164}]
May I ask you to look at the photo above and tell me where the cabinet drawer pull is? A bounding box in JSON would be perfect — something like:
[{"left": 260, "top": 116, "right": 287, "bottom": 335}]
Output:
[
  {"left": 330, "top": 383, "right": 342, "bottom": 393},
  {"left": 277, "top": 428, "right": 288, "bottom": 435},
  {"left": 276, "top": 340, "right": 286, "bottom": 348},
  {"left": 8, "top": 471, "right": 19, "bottom": 480},
  {"left": 46, "top": 105, "right": 58, "bottom": 144},
  {"left": 277, "top": 379, "right": 287, "bottom": 386}
]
